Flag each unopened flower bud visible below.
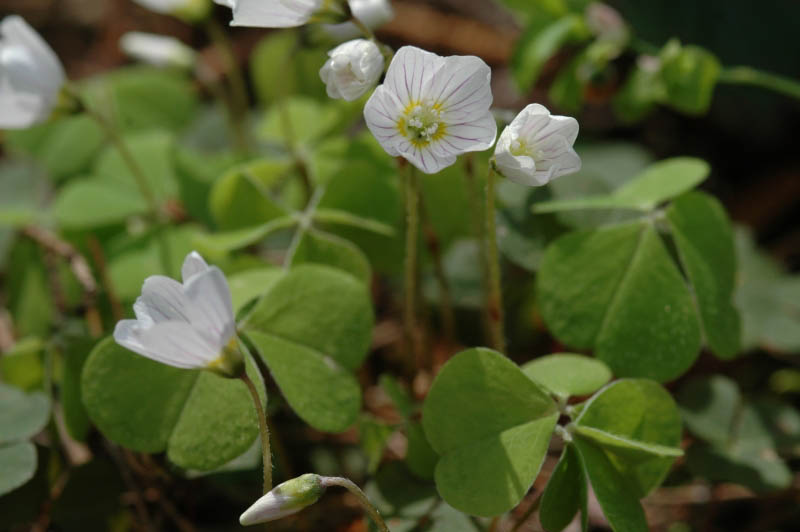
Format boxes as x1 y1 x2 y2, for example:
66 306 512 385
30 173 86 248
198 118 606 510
320 39 384 101
239 474 325 525
323 0 394 41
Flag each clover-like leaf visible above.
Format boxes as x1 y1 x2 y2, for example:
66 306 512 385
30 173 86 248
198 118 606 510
522 353 612 398
538 221 702 381
422 348 558 516
533 157 709 214
667 192 741 358
242 265 374 432
574 379 683 496
0 382 51 497
82 338 266 471
539 444 587 532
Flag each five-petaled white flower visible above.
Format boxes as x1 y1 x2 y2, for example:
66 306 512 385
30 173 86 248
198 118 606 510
113 251 241 376
320 39 383 101
133 0 211 21
493 103 581 186
120 32 196 70
0 16 65 130
363 46 497 174
323 0 394 41
214 0 345 28
240 474 325 525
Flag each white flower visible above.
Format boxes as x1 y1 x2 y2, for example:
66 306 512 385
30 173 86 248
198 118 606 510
363 46 497 174
240 474 325 525
113 251 241 375
214 0 345 28
493 103 581 186
0 16 65 129
120 32 196 69
323 0 394 41
320 39 383 101
132 0 211 20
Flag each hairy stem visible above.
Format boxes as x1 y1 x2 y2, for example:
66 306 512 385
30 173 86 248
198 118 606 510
320 476 390 532
419 198 456 345
485 165 505 353
719 66 800 100
404 165 422 365
240 371 272 494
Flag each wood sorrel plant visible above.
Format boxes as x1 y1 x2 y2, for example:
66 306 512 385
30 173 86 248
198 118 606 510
2 1 800 531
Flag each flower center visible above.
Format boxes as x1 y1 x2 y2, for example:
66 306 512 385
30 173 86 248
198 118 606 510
510 137 544 161
398 101 446 147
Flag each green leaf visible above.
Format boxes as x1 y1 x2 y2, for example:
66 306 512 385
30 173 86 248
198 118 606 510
227 267 284 315
209 158 290 230
81 338 265 470
4 115 105 180
734 228 800 352
660 41 721 115
0 382 50 443
539 445 586 532
360 415 393 473
575 379 682 496
573 438 649 532
548 51 587 114
0 442 37 497
246 331 361 433
289 229 371 283
422 348 558 516
84 67 199 133
313 208 396 237
406 421 438 480
522 353 612 398
613 63 665 123
667 192 741 358
678 376 794 493
61 336 97 442
534 157 710 214
192 215 298 257
250 32 328 105
53 179 149 229
0 338 45 391
242 265 374 432
259 97 343 147
512 15 585 91
94 130 178 202
538 221 702 381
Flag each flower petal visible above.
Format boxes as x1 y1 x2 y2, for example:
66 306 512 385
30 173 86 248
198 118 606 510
440 111 497 154
121 321 221 368
181 250 209 282
429 55 493 122
229 0 319 28
396 142 456 175
0 16 64 89
137 275 195 324
364 85 404 156
184 266 235 344
383 46 441 108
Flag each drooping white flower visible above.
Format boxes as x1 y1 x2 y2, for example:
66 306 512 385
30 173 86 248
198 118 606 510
240 474 325 525
120 32 196 69
320 39 383 101
0 16 65 129
493 103 581 186
323 0 394 41
113 251 241 376
214 0 346 28
363 46 497 174
132 0 212 21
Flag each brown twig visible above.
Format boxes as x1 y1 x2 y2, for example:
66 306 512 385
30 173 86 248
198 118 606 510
21 226 102 337
87 235 123 323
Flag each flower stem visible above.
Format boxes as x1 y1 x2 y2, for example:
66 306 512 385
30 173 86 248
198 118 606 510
320 476 390 532
204 18 251 154
404 165 422 365
240 371 272 494
81 101 173 276
464 156 491 343
718 66 800 101
419 198 456 345
485 165 505 353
